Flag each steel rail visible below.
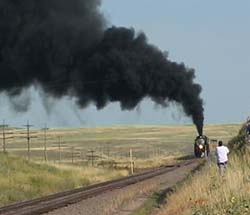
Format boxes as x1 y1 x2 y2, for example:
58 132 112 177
0 160 196 215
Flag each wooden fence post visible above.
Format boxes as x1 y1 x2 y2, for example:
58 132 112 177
130 149 134 175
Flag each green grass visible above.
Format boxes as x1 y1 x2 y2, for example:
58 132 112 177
0 152 128 207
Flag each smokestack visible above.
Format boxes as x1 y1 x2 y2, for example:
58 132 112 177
0 0 204 134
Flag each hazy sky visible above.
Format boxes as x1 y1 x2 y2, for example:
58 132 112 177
0 0 249 127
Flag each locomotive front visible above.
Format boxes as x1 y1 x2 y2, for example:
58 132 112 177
194 135 209 158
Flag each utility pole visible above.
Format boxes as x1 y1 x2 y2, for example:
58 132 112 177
2 120 6 153
52 136 67 164
87 150 99 167
70 147 81 164
41 124 49 162
1 120 13 153
90 150 94 167
22 121 37 161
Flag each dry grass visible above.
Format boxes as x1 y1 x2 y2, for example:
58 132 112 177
0 124 242 209
158 151 250 215
0 153 128 207
51 163 128 183
2 124 240 167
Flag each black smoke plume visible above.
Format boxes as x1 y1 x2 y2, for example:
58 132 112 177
0 0 204 135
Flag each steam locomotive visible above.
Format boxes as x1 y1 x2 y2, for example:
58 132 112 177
194 135 209 158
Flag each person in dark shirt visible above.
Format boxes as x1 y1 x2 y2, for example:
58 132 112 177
246 117 250 144
246 117 250 135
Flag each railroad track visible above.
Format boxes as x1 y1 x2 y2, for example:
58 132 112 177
0 159 197 215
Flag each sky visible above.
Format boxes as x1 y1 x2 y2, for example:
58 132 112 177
0 0 250 127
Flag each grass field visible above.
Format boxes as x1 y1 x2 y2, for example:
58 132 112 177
1 124 241 164
158 150 250 215
0 123 242 208
0 153 128 207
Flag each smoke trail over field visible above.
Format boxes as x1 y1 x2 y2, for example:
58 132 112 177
0 0 204 134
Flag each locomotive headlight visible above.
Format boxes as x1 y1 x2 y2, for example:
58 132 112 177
198 144 204 149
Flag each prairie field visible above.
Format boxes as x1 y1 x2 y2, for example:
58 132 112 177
0 123 242 208
1 124 241 164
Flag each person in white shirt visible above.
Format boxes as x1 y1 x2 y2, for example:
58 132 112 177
215 141 229 176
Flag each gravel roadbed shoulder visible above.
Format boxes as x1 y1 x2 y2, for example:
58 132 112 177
44 160 200 215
